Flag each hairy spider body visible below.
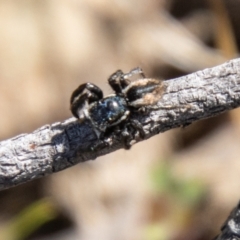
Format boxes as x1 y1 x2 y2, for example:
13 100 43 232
70 67 164 148
122 78 164 107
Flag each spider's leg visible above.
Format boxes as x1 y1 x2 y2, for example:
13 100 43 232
108 67 146 94
120 126 132 149
119 118 146 149
70 83 103 119
119 67 145 90
70 83 103 105
122 67 146 80
129 119 146 139
108 69 124 94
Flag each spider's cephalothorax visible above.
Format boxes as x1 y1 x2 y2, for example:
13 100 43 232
70 67 164 148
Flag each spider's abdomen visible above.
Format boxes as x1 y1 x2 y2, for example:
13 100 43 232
124 78 164 107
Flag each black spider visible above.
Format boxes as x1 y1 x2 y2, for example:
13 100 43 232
70 67 164 149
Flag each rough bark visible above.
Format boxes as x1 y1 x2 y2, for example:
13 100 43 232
1 58 240 190
214 201 240 240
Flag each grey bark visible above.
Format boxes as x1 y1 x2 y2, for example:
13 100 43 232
214 200 240 240
1 58 240 190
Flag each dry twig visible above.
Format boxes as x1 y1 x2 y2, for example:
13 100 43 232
1 59 240 191
214 200 240 239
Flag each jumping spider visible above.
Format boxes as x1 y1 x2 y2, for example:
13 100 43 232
70 67 164 149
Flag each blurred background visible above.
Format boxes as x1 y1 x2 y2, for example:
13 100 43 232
0 0 240 239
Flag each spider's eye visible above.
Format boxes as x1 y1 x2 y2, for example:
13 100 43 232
107 100 119 111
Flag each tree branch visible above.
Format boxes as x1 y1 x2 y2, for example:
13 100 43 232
214 201 240 240
1 58 240 190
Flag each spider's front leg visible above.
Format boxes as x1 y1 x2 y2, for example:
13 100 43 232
121 67 145 80
108 70 125 94
70 83 103 120
108 67 146 94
